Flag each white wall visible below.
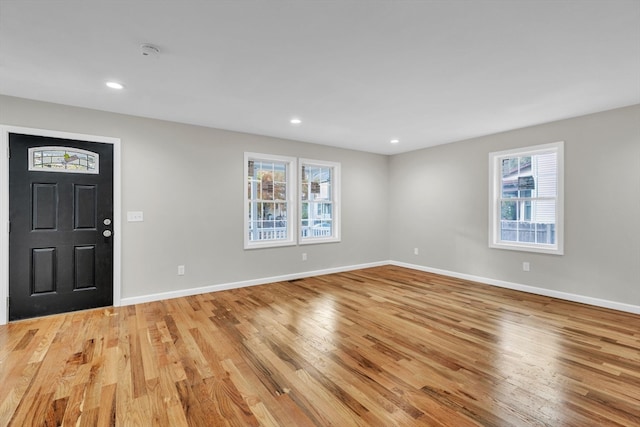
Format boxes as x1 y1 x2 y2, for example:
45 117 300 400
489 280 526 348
0 95 390 301
2 95 638 312
389 105 640 308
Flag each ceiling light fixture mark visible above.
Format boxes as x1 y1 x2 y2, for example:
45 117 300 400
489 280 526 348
290 118 302 126
390 139 400 144
140 44 161 57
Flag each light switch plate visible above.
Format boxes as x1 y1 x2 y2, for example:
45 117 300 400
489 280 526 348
127 211 144 222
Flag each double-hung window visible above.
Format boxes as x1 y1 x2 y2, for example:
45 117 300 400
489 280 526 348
489 141 564 255
244 153 297 249
300 159 340 244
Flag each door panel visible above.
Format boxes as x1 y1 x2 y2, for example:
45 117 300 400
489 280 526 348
32 248 56 293
32 183 58 230
9 133 114 321
74 245 96 289
74 185 97 229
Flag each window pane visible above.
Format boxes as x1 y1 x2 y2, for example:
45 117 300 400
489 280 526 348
260 175 274 200
502 158 517 178
518 222 535 242
502 181 517 198
319 202 332 217
246 155 292 245
501 158 518 197
317 182 331 201
536 223 556 245
274 202 287 220
300 160 339 242
531 199 556 224
274 182 286 200
501 201 517 220
310 219 332 238
500 220 517 242
247 202 255 221
273 166 286 183
534 152 557 197
305 165 332 201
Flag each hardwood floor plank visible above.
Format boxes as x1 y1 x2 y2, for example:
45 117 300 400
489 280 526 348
95 383 116 427
43 397 68 427
59 383 84 426
1 265 639 426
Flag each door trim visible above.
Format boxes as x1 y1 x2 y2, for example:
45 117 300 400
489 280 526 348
0 125 121 325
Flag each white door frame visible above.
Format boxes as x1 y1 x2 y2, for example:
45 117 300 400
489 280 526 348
0 125 122 325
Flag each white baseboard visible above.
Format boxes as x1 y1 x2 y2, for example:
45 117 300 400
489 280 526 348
390 261 640 315
120 259 639 315
119 261 389 306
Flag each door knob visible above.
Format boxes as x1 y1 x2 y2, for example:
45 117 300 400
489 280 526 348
103 230 112 237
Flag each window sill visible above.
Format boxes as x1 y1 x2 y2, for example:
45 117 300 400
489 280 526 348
299 237 341 245
489 241 563 255
244 240 297 250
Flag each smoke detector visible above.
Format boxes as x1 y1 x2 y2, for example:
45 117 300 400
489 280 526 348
140 44 160 57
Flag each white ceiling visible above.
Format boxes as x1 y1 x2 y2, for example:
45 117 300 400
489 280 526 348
1 1 639 155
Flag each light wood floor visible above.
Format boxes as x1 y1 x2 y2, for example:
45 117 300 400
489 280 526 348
1 266 639 426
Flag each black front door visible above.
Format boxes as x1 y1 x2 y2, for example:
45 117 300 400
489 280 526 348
9 133 114 321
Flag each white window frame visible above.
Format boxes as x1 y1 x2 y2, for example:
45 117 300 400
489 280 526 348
244 152 297 249
489 141 564 255
299 159 341 245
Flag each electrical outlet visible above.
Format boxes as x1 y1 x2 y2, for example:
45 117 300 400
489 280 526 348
302 253 307 261
522 262 530 272
178 265 185 275
414 248 419 255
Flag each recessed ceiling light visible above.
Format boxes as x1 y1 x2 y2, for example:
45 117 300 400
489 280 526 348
290 118 302 125
390 139 400 144
106 81 124 90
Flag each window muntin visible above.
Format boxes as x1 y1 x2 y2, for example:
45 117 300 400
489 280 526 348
244 153 296 249
29 146 99 174
300 159 340 244
489 142 563 255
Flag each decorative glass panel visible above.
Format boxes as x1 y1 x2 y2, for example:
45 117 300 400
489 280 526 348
29 146 99 174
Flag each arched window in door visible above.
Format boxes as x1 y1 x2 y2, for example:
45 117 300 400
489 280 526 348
28 146 99 174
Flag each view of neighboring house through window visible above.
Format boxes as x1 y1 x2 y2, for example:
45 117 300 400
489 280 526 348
244 153 297 249
300 159 340 244
489 141 564 255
